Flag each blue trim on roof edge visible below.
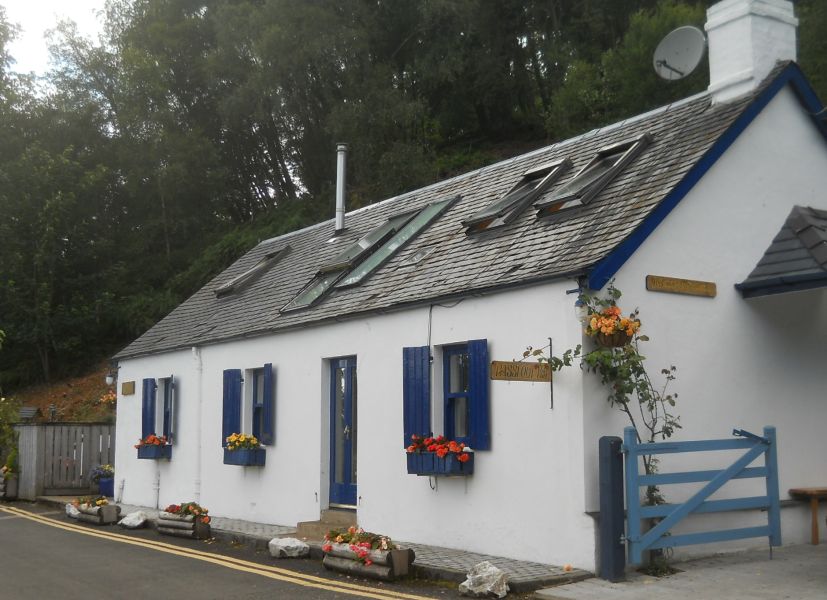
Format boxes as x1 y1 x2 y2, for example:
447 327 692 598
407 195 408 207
587 63 826 290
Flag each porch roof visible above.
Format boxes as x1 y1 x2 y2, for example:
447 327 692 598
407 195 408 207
736 205 827 298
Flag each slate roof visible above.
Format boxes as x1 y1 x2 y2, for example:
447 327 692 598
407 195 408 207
736 205 827 297
115 62 817 360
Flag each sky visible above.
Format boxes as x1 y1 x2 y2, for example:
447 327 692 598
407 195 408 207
4 0 107 75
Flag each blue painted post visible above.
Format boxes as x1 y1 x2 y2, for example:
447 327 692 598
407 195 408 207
764 426 782 546
623 427 643 565
599 436 625 581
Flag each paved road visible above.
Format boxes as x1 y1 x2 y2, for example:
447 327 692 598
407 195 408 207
0 504 452 600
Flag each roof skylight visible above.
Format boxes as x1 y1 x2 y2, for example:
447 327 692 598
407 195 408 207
214 246 291 298
281 196 458 311
336 195 457 288
463 159 571 233
535 133 652 217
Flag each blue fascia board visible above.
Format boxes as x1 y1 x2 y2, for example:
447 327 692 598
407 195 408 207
588 63 827 290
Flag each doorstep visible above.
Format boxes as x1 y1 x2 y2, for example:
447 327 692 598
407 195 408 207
33 496 591 593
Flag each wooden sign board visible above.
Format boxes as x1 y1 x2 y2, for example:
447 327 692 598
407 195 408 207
646 275 716 298
121 381 136 396
490 361 551 383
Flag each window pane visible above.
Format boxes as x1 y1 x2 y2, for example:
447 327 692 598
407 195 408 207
283 270 343 310
452 397 469 438
449 352 470 393
350 369 357 484
334 366 346 484
336 197 455 288
323 212 414 272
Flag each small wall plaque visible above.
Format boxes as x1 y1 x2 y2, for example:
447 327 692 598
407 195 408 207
490 361 552 383
121 381 136 395
646 275 716 298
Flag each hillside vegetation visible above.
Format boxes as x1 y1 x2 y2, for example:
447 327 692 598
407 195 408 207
1 0 826 407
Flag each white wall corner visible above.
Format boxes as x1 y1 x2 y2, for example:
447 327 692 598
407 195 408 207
705 0 798 104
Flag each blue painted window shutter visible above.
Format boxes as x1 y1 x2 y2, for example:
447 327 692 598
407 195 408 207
402 346 431 447
468 339 491 450
141 378 157 438
261 363 275 445
222 369 242 446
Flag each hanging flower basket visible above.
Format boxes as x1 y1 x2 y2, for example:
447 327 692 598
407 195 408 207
586 305 640 348
595 331 632 348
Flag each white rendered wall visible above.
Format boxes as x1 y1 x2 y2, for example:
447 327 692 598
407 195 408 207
582 85 827 556
116 280 600 569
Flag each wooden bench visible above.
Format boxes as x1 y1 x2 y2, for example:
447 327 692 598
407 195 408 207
789 487 827 545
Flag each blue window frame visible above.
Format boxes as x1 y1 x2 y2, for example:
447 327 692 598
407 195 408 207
222 364 275 446
443 345 471 443
403 339 490 451
142 376 175 443
160 376 175 443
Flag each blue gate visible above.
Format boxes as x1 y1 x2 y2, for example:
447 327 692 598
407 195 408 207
623 426 781 565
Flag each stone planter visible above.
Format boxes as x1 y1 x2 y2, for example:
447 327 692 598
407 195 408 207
97 477 115 497
137 445 172 460
76 503 121 525
322 543 415 581
157 511 211 540
223 448 266 466
406 452 474 476
1 475 18 499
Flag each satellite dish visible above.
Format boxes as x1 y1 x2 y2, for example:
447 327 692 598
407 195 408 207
653 26 706 81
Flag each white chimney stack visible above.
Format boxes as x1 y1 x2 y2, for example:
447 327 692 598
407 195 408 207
335 143 348 232
705 0 798 104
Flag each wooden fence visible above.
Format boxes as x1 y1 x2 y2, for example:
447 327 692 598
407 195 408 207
15 423 115 499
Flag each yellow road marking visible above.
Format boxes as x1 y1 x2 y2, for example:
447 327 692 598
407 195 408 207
1 506 434 600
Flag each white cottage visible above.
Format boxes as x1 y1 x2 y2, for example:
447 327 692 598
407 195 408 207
114 0 826 572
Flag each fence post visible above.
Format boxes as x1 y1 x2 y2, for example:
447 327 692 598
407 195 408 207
623 426 643 565
599 436 625 581
764 426 782 546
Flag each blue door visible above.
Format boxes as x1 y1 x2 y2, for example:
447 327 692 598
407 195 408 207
330 357 357 506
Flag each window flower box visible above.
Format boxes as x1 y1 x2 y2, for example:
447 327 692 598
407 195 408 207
135 434 171 459
223 447 266 466
405 435 474 476
406 451 474 476
137 444 172 460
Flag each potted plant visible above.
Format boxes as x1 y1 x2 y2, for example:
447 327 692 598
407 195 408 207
73 495 120 525
1 449 18 500
135 434 172 460
91 464 115 497
322 526 415 581
223 433 265 466
405 435 474 476
157 501 211 539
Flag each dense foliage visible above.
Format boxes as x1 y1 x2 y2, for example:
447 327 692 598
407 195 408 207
0 0 825 392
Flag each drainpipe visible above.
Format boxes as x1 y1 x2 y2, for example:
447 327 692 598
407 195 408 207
153 469 161 509
335 143 348 232
192 346 203 503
